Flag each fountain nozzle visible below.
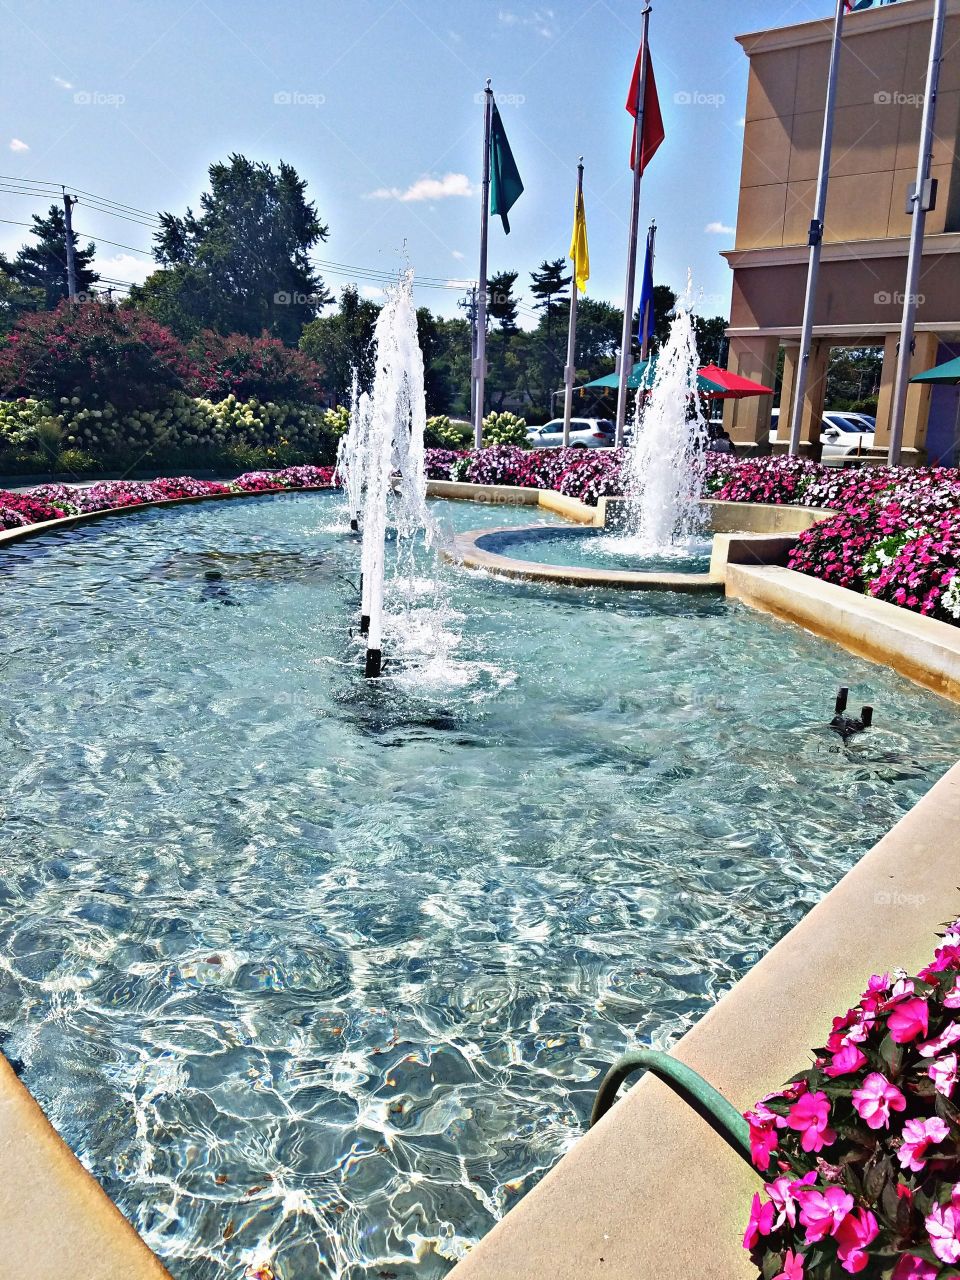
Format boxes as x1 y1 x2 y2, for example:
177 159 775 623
364 649 382 679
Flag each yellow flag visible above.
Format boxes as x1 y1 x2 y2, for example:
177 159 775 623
569 186 590 294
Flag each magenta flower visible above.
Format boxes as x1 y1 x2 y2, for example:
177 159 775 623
797 1185 854 1243
773 1249 805 1280
926 1189 960 1264
929 1053 958 1097
766 1171 817 1230
743 1191 775 1250
745 1103 784 1172
919 1020 960 1058
898 1116 951 1172
835 1208 879 1274
787 1091 836 1154
851 1072 907 1130
824 1042 867 1077
944 982 960 1009
887 997 929 1044
891 1253 938 1279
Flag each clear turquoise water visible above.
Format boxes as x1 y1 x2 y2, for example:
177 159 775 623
483 525 713 574
1 492 958 1280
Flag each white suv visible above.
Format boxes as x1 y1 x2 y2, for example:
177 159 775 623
527 418 616 449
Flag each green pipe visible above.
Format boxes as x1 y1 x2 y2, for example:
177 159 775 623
590 1049 754 1166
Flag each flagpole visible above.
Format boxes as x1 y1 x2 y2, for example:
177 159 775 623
787 0 845 458
562 157 585 448
474 81 494 450
887 0 946 466
615 2 652 448
640 220 657 361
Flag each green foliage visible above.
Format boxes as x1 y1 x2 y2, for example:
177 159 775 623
188 329 324 403
483 410 528 447
0 204 100 308
300 285 380 403
826 346 883 410
131 154 331 343
322 404 350 436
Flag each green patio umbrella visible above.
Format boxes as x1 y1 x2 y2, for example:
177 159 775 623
911 355 960 384
580 359 654 391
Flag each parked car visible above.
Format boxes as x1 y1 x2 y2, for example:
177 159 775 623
527 418 616 449
769 409 875 459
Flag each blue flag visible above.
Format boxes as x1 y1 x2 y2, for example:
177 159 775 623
637 225 656 349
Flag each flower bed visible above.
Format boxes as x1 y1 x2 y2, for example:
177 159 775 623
0 466 335 528
743 919 960 1278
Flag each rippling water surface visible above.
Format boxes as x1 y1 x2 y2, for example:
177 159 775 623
487 525 714 574
1 492 959 1280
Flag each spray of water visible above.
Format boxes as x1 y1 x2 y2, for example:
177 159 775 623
616 278 708 557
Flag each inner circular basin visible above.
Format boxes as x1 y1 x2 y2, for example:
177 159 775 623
486 525 714 574
1 491 958 1279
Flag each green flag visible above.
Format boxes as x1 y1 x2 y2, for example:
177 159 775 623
489 103 523 234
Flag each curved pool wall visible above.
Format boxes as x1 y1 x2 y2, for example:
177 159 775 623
2 488 960 1279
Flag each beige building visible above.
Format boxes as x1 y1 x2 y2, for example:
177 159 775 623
723 0 960 462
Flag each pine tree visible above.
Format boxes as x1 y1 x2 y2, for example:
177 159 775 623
3 204 99 308
529 258 572 415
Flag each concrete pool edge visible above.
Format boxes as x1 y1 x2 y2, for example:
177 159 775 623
448 759 960 1280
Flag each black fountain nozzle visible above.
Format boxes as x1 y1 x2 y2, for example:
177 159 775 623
350 517 359 532
830 687 875 741
364 648 382 679
359 613 370 637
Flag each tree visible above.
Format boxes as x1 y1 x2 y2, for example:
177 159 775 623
188 330 323 403
488 270 519 333
2 204 99 308
299 284 381 402
131 155 331 343
529 258 572 414
694 315 729 367
416 308 471 416
0 253 44 335
573 298 623 377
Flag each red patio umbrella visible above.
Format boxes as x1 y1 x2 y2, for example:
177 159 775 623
697 364 774 399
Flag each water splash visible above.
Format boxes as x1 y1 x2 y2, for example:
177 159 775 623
617 277 708 556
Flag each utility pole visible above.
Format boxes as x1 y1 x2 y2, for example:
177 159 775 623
887 0 947 465
62 190 79 301
459 285 479 425
787 0 845 457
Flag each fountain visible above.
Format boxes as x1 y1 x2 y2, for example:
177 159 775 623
616 279 709 556
345 270 439 677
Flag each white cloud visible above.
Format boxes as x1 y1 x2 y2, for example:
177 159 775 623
94 252 152 287
52 75 73 90
445 278 474 289
359 284 385 299
499 7 554 37
366 172 475 203
705 221 735 236
451 250 465 261
9 138 29 152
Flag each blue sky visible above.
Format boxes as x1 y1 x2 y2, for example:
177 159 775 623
0 0 834 324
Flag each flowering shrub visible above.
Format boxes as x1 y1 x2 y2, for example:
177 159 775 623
712 456 819 506
188 330 324 404
0 302 197 410
744 919 960 1278
483 410 528 447
0 490 66 528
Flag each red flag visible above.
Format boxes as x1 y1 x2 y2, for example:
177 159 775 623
625 43 665 174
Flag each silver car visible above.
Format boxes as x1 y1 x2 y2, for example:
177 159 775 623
527 418 616 449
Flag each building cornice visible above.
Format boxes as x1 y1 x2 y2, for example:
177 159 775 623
722 234 960 270
726 322 960 340
736 0 960 56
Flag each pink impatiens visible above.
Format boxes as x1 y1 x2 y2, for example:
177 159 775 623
898 1116 951 1173
850 1072 906 1130
787 1092 836 1154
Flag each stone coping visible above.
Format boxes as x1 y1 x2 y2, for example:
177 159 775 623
450 759 960 1280
444 526 722 594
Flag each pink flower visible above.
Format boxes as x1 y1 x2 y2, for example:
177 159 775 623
766 1172 817 1230
835 1208 879 1274
919 1021 960 1058
788 1091 836 1154
892 1257 938 1280
746 1105 782 1172
944 982 960 1009
798 1185 854 1243
851 1072 907 1130
898 1116 951 1172
825 1042 867 1077
773 1249 805 1280
929 1053 958 1097
887 997 929 1044
927 1191 960 1264
743 1191 775 1250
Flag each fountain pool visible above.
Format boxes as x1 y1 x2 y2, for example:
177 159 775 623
1 490 959 1279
